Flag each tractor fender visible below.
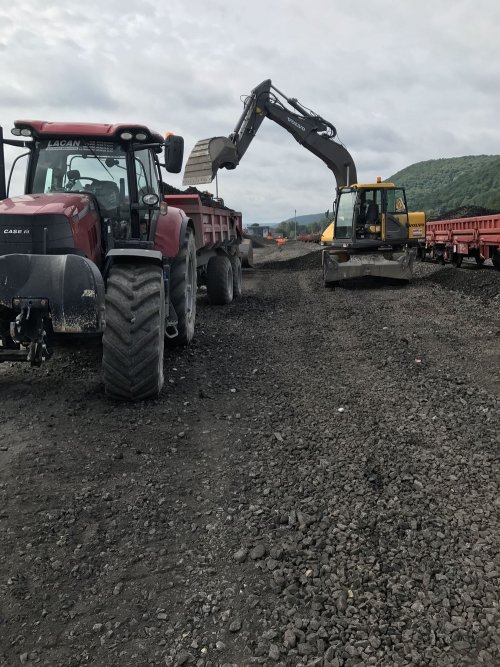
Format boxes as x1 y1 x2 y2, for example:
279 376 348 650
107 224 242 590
104 248 163 276
105 248 163 266
154 206 194 260
0 253 105 333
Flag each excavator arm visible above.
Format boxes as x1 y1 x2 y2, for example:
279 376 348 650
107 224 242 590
182 79 357 188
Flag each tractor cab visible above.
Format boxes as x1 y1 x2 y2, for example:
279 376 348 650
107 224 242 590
9 121 184 254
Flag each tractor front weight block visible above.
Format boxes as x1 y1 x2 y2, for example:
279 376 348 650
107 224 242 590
0 253 105 335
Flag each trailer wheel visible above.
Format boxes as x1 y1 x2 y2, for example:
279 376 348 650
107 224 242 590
240 239 253 268
451 253 463 268
493 251 500 271
475 253 485 266
207 255 233 305
169 228 197 345
229 255 242 298
103 262 165 401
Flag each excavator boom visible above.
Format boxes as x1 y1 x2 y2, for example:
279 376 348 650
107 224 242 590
183 79 357 188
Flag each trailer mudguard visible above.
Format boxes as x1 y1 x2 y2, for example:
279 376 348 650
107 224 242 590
0 253 105 333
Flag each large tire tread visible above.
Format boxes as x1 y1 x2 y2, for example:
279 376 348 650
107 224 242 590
103 262 165 401
169 229 197 346
229 255 242 298
207 255 233 305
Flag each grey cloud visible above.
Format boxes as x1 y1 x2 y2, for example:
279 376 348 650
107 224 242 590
2 0 500 222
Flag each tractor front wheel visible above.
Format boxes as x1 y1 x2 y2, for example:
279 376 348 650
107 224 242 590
103 262 165 401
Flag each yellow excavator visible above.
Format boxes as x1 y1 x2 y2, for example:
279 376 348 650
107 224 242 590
183 79 425 284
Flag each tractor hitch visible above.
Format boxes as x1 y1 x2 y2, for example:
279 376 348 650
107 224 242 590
5 298 52 366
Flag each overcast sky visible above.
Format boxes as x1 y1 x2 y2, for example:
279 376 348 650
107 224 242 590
1 0 499 223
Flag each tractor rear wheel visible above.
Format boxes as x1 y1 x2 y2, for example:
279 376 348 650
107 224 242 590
103 262 165 401
229 255 242 298
207 255 233 305
169 229 197 345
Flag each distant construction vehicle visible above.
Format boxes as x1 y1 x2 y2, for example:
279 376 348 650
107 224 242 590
183 79 425 284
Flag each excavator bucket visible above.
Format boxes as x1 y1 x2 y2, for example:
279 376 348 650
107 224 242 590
182 137 239 186
322 247 417 285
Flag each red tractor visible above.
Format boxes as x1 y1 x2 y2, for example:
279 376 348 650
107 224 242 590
0 121 243 400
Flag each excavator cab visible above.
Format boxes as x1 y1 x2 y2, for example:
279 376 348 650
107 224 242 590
322 183 416 284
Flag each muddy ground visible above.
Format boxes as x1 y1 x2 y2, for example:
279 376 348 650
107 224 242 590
0 244 499 667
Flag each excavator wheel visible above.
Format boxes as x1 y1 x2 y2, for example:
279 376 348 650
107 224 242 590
168 229 197 346
206 255 233 305
102 262 165 401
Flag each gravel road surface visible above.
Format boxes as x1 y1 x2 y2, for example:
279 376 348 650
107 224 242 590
0 243 499 666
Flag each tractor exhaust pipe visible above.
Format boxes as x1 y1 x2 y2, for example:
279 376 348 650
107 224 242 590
0 126 7 201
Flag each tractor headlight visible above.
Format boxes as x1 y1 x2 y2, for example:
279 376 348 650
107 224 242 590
135 132 148 141
120 131 133 140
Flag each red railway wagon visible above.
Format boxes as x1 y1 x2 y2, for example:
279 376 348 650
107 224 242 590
423 214 500 269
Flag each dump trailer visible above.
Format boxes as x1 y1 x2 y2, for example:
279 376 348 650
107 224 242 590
0 121 243 400
182 78 424 283
422 213 500 269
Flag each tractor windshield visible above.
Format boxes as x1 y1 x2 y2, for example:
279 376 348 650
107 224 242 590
30 140 130 230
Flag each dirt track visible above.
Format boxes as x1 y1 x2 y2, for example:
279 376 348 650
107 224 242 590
0 244 499 666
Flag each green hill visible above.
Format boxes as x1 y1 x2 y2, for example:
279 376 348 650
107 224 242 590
387 155 500 217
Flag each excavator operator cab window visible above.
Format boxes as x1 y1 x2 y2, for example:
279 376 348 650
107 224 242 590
355 189 382 240
335 190 356 239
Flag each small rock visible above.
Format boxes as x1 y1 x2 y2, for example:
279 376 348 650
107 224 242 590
269 643 280 661
233 548 248 563
249 543 267 560
113 582 123 595
229 619 242 632
175 649 193 665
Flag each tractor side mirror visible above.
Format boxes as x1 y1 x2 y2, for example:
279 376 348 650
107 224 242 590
164 135 184 174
